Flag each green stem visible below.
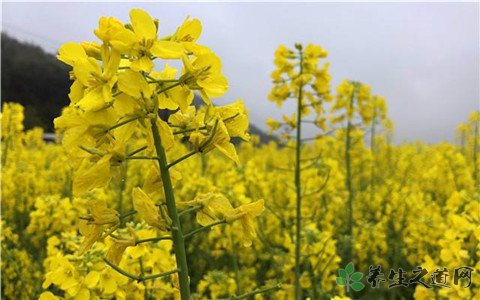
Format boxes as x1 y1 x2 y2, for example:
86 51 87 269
107 115 142 132
172 114 239 135
227 284 282 300
104 258 179 281
118 148 128 216
119 210 137 219
136 235 172 245
2 136 10 166
139 258 148 300
127 145 148 157
460 132 466 155
79 145 104 156
145 74 180 83
157 82 183 94
183 220 226 239
345 83 356 274
125 156 159 161
173 127 205 135
370 111 376 204
2 109 13 166
150 118 191 300
230 234 242 295
307 262 319 299
473 115 479 187
178 205 203 217
294 47 304 300
167 150 198 169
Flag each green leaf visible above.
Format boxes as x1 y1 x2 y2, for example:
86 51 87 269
351 281 365 292
336 277 346 286
345 262 355 274
338 268 347 278
351 272 363 281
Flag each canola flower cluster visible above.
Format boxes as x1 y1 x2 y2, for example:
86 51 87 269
1 8 479 300
2 104 478 299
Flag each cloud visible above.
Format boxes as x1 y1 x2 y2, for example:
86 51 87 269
2 2 478 143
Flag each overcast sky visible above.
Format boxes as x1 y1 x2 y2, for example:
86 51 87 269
2 2 479 143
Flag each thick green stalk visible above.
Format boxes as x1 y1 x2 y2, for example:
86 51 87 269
231 235 242 296
139 258 148 300
345 86 356 265
2 112 13 166
294 49 304 300
150 118 191 300
183 219 226 239
104 258 179 281
369 113 376 204
473 116 479 187
2 137 10 166
118 152 128 217
223 284 281 300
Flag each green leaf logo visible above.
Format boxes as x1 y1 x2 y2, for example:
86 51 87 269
335 262 365 292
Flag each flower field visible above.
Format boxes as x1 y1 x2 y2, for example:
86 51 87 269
1 8 479 300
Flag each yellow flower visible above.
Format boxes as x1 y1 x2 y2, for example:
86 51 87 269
42 256 79 291
57 42 88 66
179 193 234 226
225 199 265 247
84 271 100 289
39 292 60 300
150 64 194 112
58 43 120 111
99 268 119 295
73 140 126 196
146 118 175 151
1 102 24 139
304 43 328 60
110 8 184 72
172 16 202 43
117 69 151 99
313 63 332 98
77 220 103 255
132 187 171 231
266 118 281 133
268 84 290 106
181 52 228 104
171 16 212 56
81 41 102 59
142 164 182 198
88 199 120 226
273 45 295 72
94 16 136 51
106 238 135 265
189 119 240 164
53 106 117 154
78 199 119 254
73 155 112 196
168 106 199 129
282 113 297 129
216 100 250 141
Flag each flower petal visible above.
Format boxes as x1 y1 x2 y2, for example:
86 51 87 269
151 41 184 59
130 8 157 41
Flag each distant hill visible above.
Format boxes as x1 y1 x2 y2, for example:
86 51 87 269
1 33 70 131
1 33 274 143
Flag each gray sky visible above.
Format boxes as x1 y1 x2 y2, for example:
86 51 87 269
2 2 479 143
